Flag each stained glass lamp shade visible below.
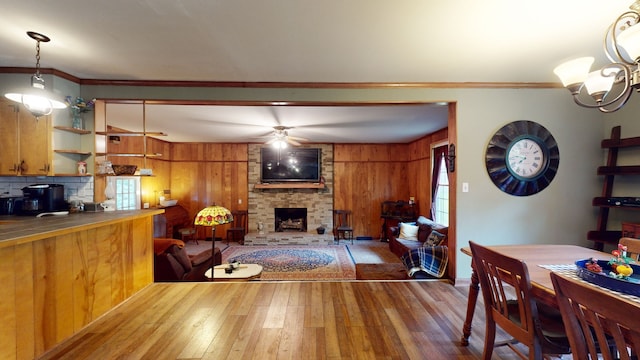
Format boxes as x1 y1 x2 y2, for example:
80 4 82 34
194 205 233 275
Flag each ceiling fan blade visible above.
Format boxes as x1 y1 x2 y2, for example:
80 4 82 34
287 138 302 146
288 135 308 142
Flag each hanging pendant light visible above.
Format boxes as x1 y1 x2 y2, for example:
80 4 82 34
5 31 67 118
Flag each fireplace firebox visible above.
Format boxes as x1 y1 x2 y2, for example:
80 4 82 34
275 208 307 232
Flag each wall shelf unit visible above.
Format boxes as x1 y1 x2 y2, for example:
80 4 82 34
587 125 640 250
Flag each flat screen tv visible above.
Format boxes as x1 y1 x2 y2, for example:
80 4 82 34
261 147 321 183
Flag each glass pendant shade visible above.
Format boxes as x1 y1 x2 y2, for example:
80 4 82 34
584 70 616 95
4 33 67 118
618 22 640 61
553 57 595 86
5 86 67 117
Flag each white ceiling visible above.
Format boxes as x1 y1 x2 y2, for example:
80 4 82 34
0 0 629 143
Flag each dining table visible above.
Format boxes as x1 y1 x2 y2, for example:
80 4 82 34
459 244 610 346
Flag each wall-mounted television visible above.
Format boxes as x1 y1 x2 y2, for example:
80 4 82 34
261 147 321 183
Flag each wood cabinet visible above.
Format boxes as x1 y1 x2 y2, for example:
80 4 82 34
0 99 51 176
587 126 640 250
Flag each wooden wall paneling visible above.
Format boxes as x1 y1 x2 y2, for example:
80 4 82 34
147 136 171 161
171 143 206 161
0 245 17 360
334 147 411 238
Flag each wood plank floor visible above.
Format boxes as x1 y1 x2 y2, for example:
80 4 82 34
38 280 529 360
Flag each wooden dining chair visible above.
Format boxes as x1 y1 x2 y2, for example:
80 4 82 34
619 237 640 262
332 210 354 244
468 241 571 360
550 272 640 360
226 210 248 245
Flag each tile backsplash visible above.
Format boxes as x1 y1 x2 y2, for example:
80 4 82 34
0 176 94 203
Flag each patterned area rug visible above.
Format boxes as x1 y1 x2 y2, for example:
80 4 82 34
221 245 356 280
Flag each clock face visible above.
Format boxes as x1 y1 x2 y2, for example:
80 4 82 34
485 121 559 196
506 138 545 179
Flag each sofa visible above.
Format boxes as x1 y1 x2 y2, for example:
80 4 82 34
153 212 221 282
388 215 449 278
153 239 221 281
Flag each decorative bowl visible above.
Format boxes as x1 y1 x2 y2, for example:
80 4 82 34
575 259 640 297
111 165 137 175
159 199 178 207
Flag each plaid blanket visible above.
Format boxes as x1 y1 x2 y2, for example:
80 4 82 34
401 246 449 278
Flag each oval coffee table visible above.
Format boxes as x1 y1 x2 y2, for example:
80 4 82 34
205 263 263 281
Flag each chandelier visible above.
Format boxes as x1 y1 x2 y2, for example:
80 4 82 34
554 1 640 113
4 31 67 118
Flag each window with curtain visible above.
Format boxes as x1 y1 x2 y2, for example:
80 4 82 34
431 144 449 226
433 156 449 226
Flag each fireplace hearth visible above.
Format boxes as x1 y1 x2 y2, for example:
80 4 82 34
275 208 307 232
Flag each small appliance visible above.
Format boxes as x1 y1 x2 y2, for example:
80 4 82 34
16 184 66 216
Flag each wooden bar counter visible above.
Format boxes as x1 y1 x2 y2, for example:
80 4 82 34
0 209 163 360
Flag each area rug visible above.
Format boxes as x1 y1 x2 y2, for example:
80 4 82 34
221 245 356 281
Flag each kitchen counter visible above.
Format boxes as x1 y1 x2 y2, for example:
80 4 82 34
0 209 164 249
0 209 163 360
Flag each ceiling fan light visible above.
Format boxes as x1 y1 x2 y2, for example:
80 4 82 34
584 69 616 96
272 140 287 149
618 22 640 61
553 57 595 87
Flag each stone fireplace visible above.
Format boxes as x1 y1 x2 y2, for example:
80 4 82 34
247 144 334 244
275 207 307 232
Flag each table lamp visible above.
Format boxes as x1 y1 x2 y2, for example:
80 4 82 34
194 204 233 273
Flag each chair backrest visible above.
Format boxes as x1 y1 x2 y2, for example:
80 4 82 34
231 210 248 233
550 272 640 360
468 241 545 356
333 210 352 228
619 237 640 261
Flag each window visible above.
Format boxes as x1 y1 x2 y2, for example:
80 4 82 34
107 176 141 210
433 155 449 226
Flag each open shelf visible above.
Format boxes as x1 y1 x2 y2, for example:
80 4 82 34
96 153 163 157
54 126 92 135
95 131 167 136
254 183 325 189
54 150 92 156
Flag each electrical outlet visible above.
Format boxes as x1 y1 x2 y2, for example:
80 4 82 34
238 199 242 204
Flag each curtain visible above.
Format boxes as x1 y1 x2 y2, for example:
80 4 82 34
430 144 449 219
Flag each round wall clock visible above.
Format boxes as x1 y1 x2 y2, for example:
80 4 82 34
485 120 559 196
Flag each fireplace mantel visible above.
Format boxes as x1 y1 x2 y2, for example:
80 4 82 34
254 183 325 190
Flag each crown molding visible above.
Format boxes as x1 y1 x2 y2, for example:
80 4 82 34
0 67 562 89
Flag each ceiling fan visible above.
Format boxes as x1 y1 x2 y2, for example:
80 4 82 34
264 126 308 148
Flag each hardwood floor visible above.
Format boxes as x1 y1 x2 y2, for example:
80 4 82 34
39 280 527 360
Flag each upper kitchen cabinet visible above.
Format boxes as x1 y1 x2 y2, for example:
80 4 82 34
0 98 52 176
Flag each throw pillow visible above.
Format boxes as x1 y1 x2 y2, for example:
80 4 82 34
399 222 419 240
423 230 446 247
417 223 432 243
